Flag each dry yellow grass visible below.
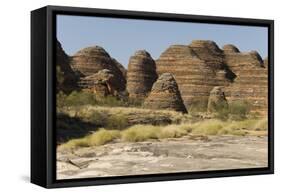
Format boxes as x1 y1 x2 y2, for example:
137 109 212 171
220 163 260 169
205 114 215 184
59 105 190 124
60 129 120 149
59 118 268 149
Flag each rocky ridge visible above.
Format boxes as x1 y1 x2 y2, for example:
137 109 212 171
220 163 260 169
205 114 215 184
222 46 268 113
56 40 78 93
56 40 268 114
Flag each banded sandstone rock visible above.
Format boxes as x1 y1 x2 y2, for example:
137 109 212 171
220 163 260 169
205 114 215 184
156 43 234 108
56 40 78 93
263 57 268 69
222 44 240 54
70 46 126 91
143 73 187 113
78 69 120 97
127 50 158 98
207 86 228 112
223 46 268 113
112 58 127 78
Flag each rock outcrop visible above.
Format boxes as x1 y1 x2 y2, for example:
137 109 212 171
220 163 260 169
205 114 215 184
223 47 268 113
127 50 158 98
57 40 268 114
143 73 187 113
56 40 78 93
70 46 126 91
207 86 228 112
156 40 268 114
222 44 240 54
263 57 268 69
112 58 127 78
156 43 234 108
78 69 120 97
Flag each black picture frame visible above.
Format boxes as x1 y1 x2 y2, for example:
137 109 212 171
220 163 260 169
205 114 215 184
31 5 274 188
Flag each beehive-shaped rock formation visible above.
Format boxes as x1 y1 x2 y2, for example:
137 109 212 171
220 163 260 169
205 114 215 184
127 50 158 98
207 86 228 112
70 46 126 91
223 46 268 113
222 44 240 54
189 40 224 68
112 58 127 78
156 43 234 108
263 57 268 69
143 73 187 113
56 40 78 93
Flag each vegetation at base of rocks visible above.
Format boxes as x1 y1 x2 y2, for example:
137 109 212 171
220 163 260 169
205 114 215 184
56 66 64 85
213 100 251 121
59 118 268 149
121 124 189 142
58 105 189 130
56 90 144 109
188 99 252 121
188 99 208 113
61 129 120 148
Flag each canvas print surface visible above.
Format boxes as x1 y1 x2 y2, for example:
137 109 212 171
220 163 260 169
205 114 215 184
56 15 269 180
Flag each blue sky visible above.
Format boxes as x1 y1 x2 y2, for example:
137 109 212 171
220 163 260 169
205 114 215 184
57 15 268 67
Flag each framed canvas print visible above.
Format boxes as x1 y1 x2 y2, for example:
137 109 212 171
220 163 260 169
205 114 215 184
31 5 274 188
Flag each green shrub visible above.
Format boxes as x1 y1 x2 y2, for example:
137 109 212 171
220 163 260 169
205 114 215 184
212 100 251 121
228 100 251 120
189 99 208 113
98 96 125 107
56 90 142 108
127 98 144 107
64 91 97 106
215 106 230 121
88 111 108 126
208 100 228 113
56 91 67 108
106 114 129 130
86 111 129 130
56 66 64 85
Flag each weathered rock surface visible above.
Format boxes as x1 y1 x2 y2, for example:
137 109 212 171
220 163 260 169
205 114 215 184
222 44 240 54
156 43 234 109
57 135 268 179
207 86 228 112
58 40 268 114
143 73 187 113
263 57 268 69
56 40 78 93
113 58 127 78
78 69 122 97
127 50 158 98
156 40 268 114
70 46 126 91
223 47 268 113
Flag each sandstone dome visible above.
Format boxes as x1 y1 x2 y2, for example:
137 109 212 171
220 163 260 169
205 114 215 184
70 45 126 91
222 44 240 53
143 73 187 113
126 50 158 98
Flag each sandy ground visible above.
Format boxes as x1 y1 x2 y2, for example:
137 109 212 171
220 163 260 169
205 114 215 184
57 135 268 179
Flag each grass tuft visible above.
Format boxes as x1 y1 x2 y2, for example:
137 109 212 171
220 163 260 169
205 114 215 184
59 118 268 149
60 129 120 149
